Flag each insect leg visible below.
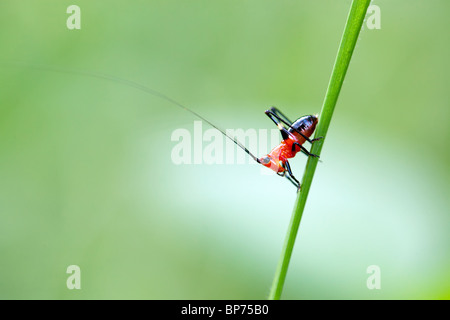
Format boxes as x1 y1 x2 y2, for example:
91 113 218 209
265 109 293 141
271 107 323 144
293 142 320 158
269 107 293 126
283 160 301 191
265 109 316 144
285 175 300 190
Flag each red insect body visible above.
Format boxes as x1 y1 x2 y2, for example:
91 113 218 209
259 115 318 174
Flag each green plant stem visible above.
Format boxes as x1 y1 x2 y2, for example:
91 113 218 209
268 0 371 300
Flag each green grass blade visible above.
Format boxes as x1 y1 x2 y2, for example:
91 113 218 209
268 0 371 300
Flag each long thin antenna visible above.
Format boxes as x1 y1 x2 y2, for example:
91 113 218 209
10 63 261 164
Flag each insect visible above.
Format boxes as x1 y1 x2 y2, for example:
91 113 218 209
174 103 321 190
257 108 321 189
15 63 321 190
192 105 321 190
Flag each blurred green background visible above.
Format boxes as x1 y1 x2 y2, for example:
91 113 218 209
0 0 448 299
